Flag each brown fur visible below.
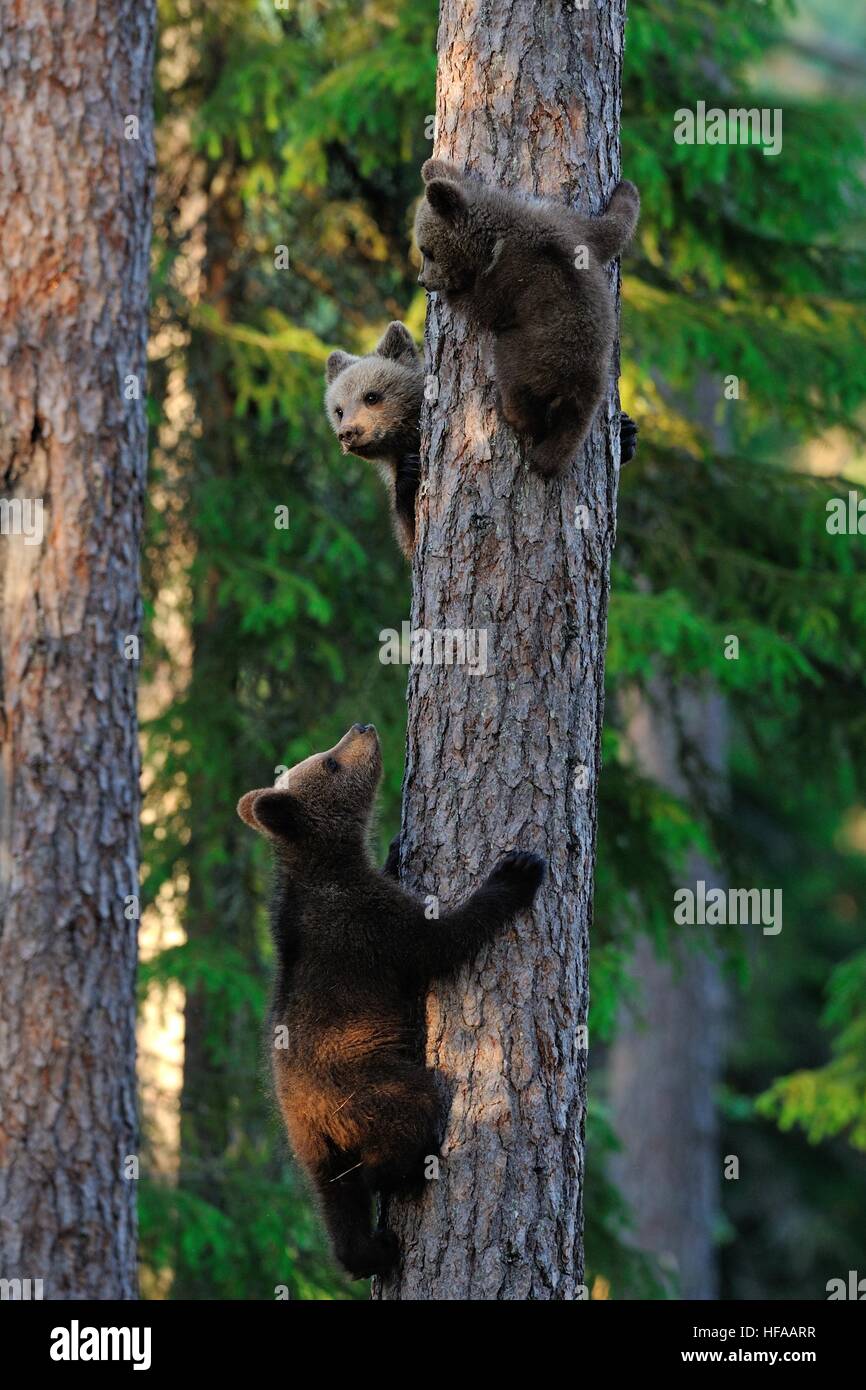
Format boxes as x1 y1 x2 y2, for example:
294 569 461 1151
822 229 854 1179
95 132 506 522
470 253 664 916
238 723 545 1279
324 322 423 558
415 159 640 477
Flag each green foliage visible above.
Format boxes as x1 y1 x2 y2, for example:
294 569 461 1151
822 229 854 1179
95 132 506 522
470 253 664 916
140 0 434 1300
139 1163 360 1301
758 950 866 1149
600 0 866 1294
716 777 866 1296
592 727 719 1042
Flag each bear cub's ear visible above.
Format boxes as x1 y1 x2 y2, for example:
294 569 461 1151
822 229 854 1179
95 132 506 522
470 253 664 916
425 179 466 219
325 350 359 385
247 790 309 841
421 158 465 185
375 321 418 364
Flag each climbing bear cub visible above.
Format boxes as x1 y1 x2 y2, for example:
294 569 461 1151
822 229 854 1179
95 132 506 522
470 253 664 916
415 158 640 477
237 722 545 1279
325 322 424 559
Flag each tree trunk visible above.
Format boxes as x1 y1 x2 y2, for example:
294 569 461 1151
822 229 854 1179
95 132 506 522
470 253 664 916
0 0 155 1299
607 377 732 1300
608 680 728 1300
377 0 627 1300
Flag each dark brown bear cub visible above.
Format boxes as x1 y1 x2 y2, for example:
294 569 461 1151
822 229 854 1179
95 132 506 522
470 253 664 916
415 158 640 477
325 322 424 559
237 723 545 1279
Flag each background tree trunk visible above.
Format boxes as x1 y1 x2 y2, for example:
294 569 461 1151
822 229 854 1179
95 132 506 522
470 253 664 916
608 680 728 1299
377 0 628 1300
606 377 732 1300
0 0 155 1299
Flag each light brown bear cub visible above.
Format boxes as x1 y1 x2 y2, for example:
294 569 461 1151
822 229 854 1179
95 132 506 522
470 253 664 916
325 322 424 559
415 158 640 477
238 722 545 1279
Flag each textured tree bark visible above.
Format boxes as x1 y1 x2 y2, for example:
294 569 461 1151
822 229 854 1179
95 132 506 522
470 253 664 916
608 681 728 1300
376 0 627 1300
0 0 155 1299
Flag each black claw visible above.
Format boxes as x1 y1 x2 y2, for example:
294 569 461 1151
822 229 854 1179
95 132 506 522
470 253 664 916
382 833 401 879
619 410 638 466
490 850 547 905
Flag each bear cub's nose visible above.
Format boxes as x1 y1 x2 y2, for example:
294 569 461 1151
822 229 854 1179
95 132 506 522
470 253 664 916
352 722 373 734
338 426 361 443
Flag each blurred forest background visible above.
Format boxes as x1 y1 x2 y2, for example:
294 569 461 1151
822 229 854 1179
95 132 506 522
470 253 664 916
138 0 866 1299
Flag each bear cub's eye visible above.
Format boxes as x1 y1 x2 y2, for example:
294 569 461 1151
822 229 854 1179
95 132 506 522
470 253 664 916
324 756 339 773
334 407 343 420
363 391 382 406
419 247 433 261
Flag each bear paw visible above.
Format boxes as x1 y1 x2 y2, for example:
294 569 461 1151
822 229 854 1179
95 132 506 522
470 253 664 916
488 850 546 909
345 1229 400 1282
620 411 638 466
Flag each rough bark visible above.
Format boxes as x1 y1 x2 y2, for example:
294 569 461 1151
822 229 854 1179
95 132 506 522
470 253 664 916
608 681 728 1300
377 0 627 1300
0 0 155 1299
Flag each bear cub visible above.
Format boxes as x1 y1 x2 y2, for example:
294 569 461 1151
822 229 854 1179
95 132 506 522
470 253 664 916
237 722 545 1279
326 319 639 557
415 158 640 477
325 322 424 559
